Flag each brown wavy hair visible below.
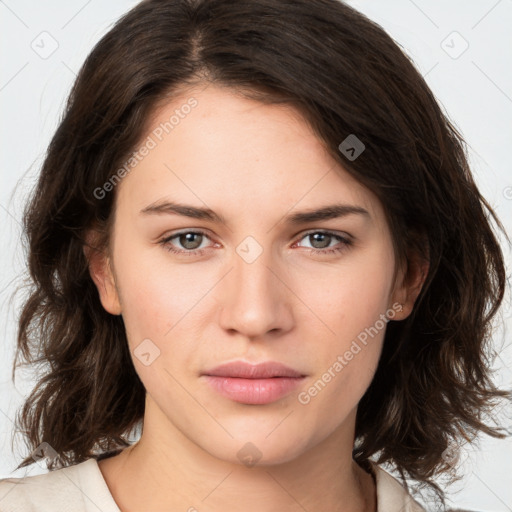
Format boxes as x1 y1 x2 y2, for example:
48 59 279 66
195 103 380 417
11 0 510 507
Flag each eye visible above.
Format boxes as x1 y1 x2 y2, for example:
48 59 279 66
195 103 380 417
159 230 214 256
294 230 352 256
159 229 353 258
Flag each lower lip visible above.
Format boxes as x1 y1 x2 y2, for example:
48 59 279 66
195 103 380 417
203 376 305 404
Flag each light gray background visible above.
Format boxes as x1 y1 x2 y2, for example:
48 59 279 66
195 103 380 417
0 1 511 510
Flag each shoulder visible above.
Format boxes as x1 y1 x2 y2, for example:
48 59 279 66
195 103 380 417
370 462 481 512
0 461 86 512
370 461 426 511
0 458 119 512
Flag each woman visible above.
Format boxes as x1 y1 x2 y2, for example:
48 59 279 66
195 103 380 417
0 0 509 511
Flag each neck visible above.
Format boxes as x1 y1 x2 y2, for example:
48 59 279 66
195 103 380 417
99 398 376 512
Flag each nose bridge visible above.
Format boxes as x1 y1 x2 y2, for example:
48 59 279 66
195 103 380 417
218 239 291 337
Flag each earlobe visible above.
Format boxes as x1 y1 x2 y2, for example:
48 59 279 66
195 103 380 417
83 233 122 316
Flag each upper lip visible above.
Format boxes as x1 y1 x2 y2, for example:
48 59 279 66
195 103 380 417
202 361 305 379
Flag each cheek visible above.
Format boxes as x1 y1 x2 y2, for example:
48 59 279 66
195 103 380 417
110 237 215 379
293 243 394 403
112 257 209 401
295 271 390 435
112 232 207 333
300 244 396 347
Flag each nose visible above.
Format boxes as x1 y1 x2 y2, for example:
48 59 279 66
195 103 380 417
218 247 294 339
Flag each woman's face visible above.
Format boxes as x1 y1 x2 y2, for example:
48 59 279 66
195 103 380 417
91 84 414 465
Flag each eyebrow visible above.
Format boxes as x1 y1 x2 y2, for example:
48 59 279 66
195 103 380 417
140 201 370 225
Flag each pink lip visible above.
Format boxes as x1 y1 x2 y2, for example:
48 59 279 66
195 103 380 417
202 361 306 405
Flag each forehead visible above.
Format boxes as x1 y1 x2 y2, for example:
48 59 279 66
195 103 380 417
115 85 383 223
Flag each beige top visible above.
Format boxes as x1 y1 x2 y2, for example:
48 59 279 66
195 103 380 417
0 458 425 511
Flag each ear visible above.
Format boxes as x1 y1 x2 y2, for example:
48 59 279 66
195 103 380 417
83 230 122 315
389 246 429 321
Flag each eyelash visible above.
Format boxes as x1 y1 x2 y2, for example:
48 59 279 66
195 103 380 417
158 229 353 257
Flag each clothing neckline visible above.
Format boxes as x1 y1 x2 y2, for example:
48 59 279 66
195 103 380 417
89 452 419 512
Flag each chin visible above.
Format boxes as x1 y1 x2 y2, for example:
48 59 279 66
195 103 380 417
200 428 314 468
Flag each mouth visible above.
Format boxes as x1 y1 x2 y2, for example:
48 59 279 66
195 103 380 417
201 360 306 405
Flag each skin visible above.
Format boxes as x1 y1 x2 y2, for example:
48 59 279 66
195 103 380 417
88 84 427 512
